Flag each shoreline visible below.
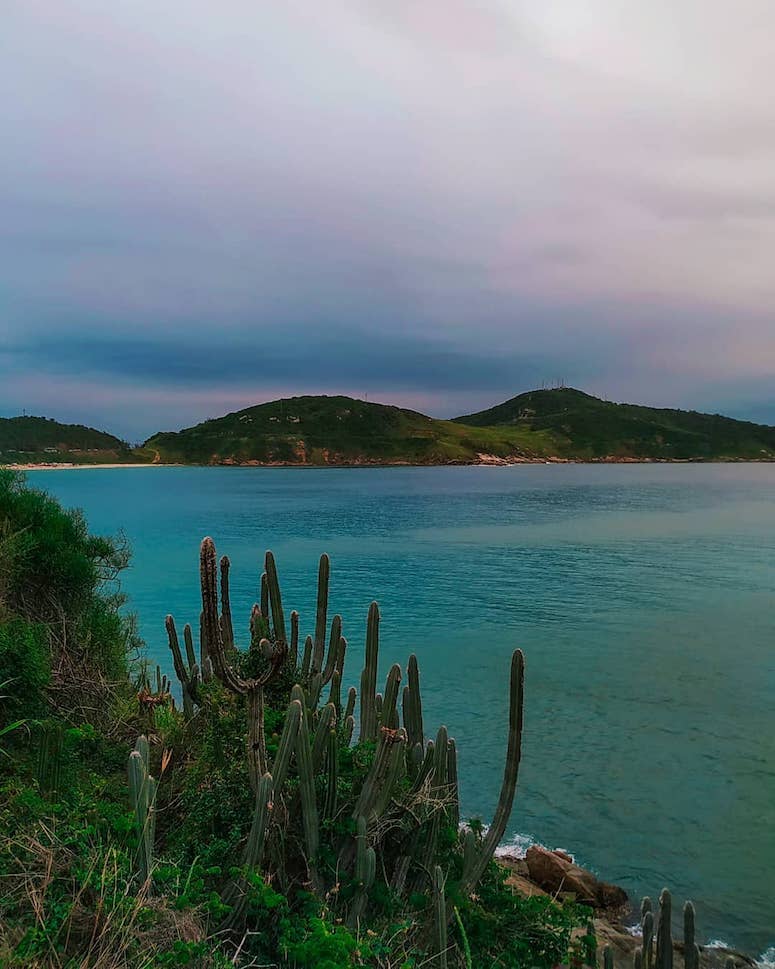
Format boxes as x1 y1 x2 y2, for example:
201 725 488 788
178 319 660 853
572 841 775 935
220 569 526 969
7 457 775 471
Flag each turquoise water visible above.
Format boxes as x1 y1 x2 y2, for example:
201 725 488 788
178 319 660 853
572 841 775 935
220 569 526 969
29 465 775 955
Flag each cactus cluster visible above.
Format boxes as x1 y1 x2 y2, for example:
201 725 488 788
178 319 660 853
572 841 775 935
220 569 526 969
606 889 707 969
154 538 524 948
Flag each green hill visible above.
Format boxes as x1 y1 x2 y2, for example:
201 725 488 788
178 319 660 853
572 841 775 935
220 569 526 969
143 395 556 466
453 387 775 460
0 416 134 465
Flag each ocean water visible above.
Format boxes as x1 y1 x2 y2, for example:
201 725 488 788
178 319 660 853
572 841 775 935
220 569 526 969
28 464 775 955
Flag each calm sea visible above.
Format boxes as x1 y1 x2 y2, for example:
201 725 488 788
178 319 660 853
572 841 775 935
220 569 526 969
28 464 775 956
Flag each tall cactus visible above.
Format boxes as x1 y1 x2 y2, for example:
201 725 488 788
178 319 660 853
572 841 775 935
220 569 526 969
165 614 200 718
432 865 448 969
128 735 156 885
313 553 329 673
403 653 424 750
219 555 234 650
199 538 287 792
221 771 273 929
461 649 524 894
347 815 375 928
359 602 379 743
656 888 673 969
684 901 699 969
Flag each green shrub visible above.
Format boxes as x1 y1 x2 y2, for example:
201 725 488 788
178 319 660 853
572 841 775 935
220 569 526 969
0 617 49 722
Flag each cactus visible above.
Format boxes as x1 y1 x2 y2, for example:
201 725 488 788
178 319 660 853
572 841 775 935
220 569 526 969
643 909 655 969
344 686 356 723
295 697 320 872
656 888 673 969
221 771 273 928
380 663 401 730
199 538 287 792
219 555 234 650
321 614 342 685
161 542 537 957
301 635 313 678
128 735 156 885
347 815 375 928
684 901 699 969
260 571 269 620
264 550 287 644
358 602 379 742
312 702 336 771
432 865 448 969
166 614 199 718
403 653 424 750
447 738 459 831
313 553 329 672
461 649 524 895
604 946 614 969
323 727 338 821
328 669 341 715
272 698 302 791
290 610 299 668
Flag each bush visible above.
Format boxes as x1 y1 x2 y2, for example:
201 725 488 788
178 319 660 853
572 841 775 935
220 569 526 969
0 617 49 722
0 468 138 692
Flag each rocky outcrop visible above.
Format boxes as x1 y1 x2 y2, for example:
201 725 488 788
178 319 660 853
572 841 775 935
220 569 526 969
498 849 756 969
523 845 629 911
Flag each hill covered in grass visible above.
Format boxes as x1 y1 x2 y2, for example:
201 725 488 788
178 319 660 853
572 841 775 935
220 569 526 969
142 395 558 465
0 416 135 465
453 388 775 461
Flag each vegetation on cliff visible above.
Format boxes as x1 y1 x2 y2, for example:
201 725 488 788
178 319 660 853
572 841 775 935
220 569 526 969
0 416 134 465
454 388 775 461
142 395 555 466
143 389 775 464
5 388 775 467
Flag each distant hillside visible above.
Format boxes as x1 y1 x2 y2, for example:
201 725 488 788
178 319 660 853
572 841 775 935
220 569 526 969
143 395 556 466
8 389 775 467
0 416 134 465
453 388 775 460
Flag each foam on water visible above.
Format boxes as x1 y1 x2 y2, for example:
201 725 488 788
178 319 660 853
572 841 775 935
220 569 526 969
494 832 542 859
756 947 775 969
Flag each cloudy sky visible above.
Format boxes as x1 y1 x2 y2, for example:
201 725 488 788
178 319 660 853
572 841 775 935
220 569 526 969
3 1 775 439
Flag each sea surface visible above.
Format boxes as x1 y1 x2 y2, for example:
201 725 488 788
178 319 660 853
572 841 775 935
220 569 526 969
28 464 775 957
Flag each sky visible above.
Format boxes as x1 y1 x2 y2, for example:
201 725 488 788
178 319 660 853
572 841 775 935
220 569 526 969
3 1 775 440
